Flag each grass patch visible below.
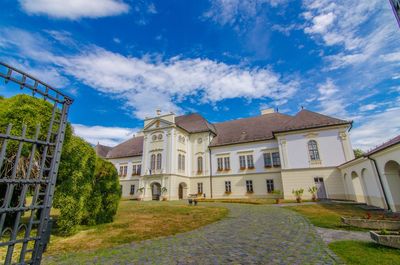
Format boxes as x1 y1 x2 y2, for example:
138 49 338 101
43 200 227 256
286 202 381 231
197 198 312 205
329 240 400 265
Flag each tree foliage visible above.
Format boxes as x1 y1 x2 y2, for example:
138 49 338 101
0 95 120 235
54 136 96 235
88 158 121 225
353 148 364 159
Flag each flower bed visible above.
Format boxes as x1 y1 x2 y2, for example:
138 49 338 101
370 231 400 249
341 217 400 230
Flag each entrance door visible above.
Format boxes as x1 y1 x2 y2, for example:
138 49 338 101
151 183 161 200
314 177 327 199
179 184 183 199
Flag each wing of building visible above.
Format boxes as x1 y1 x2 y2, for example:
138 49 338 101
96 107 377 204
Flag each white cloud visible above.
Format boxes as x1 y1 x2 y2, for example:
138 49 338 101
19 0 130 20
380 52 400 62
359 104 377 112
0 27 297 120
72 124 138 146
304 12 335 34
61 48 297 119
350 108 400 150
316 79 347 117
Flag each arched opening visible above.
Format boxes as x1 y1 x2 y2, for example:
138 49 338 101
178 182 188 200
150 182 161 201
351 171 365 203
361 168 372 205
343 173 348 200
384 160 400 211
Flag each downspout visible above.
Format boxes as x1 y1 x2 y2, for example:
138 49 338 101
208 133 213 199
367 156 391 211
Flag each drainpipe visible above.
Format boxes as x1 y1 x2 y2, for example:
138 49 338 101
208 133 213 199
367 156 391 211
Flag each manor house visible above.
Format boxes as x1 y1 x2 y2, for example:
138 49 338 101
95 108 400 212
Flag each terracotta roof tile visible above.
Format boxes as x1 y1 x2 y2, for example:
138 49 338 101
175 113 217 134
106 136 144 159
275 109 350 133
95 144 112 158
210 113 293 146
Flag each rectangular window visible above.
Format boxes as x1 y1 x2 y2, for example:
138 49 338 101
197 157 203 173
150 155 156 170
246 180 253 193
224 157 230 170
182 155 185 170
120 165 127 177
217 158 223 171
197 183 203 194
130 185 135 195
137 164 141 175
266 179 274 193
272 152 281 167
263 153 272 167
247 155 254 169
156 154 162 170
225 181 231 193
239 155 246 169
132 165 137 175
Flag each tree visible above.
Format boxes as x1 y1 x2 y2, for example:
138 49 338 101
0 94 68 227
353 148 364 159
53 136 96 235
0 95 120 235
86 158 121 225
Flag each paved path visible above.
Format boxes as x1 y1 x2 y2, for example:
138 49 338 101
44 204 341 265
316 227 371 244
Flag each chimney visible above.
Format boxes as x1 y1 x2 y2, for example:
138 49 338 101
261 108 275 115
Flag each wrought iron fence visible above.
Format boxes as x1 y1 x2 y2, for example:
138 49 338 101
0 61 73 264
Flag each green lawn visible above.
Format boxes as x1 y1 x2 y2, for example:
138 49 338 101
329 241 400 265
198 198 312 205
286 202 381 231
43 200 228 256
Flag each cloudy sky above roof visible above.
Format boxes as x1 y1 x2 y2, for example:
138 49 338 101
0 0 399 149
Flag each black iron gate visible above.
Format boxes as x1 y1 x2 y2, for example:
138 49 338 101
0 62 73 264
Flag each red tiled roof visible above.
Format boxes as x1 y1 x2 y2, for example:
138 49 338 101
105 109 351 157
210 113 293 147
106 136 144 159
275 109 350 133
175 113 217 134
365 135 400 156
95 144 112 158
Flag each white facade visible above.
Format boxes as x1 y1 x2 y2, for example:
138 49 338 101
339 142 400 212
102 109 360 203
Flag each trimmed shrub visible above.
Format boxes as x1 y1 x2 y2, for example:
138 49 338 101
88 158 121 225
0 95 120 235
54 136 96 235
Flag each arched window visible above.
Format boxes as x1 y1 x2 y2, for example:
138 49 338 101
156 153 162 169
150 154 156 170
197 156 203 173
308 140 320 161
182 155 185 170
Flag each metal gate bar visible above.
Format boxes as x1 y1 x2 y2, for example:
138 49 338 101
0 61 73 264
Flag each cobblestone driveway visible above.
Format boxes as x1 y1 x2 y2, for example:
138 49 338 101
45 203 341 265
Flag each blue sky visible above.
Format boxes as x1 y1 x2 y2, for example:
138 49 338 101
0 0 399 149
